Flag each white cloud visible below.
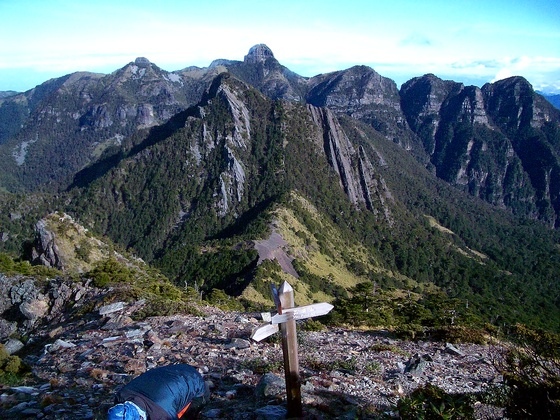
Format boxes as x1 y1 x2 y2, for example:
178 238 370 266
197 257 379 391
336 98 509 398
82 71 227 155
491 68 513 83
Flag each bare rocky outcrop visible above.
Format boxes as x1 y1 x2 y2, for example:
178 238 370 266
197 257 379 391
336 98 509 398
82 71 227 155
244 44 275 64
197 77 250 217
308 105 393 221
31 218 64 270
399 73 560 226
30 212 124 274
482 76 557 131
306 65 415 150
0 274 95 341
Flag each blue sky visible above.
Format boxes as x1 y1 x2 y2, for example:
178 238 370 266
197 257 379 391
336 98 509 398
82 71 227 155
1 0 559 93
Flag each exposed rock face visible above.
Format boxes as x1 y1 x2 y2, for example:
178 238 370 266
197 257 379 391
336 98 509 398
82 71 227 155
308 66 400 110
234 44 306 101
30 212 136 274
401 74 476 155
0 274 95 341
31 218 64 270
2 45 560 227
308 105 393 222
244 44 275 64
134 57 151 67
309 105 361 204
192 75 250 217
400 74 560 226
306 66 415 150
482 76 556 132
0 59 205 191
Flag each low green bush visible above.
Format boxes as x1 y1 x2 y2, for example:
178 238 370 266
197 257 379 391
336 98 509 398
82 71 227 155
88 258 135 287
300 319 325 332
240 357 282 374
0 344 25 385
204 289 244 311
496 324 560 418
397 384 475 419
429 326 489 344
0 252 60 278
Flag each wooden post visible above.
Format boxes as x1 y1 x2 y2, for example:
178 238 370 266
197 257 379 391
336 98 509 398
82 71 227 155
251 282 333 416
278 281 302 418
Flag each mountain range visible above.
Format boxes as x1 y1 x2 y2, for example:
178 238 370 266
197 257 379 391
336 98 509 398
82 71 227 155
540 92 560 110
1 44 559 332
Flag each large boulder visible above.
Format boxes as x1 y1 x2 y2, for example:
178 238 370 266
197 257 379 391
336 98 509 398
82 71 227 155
31 218 64 270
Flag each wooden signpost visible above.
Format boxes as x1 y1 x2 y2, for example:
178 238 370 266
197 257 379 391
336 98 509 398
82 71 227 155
251 281 334 418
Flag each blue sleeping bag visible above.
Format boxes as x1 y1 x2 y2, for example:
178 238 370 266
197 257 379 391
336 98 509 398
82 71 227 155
114 364 205 419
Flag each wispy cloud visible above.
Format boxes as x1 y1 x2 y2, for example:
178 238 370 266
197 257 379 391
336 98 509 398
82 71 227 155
400 33 433 47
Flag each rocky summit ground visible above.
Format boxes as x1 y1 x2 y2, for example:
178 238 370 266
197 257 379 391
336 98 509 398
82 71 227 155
0 299 506 419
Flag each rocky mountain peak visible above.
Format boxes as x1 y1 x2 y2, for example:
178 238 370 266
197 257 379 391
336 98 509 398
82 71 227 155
307 65 400 110
244 44 275 64
482 75 560 133
134 57 151 67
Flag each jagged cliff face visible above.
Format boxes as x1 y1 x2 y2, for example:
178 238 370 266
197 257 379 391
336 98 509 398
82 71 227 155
306 66 416 151
400 74 560 226
65 74 395 261
307 105 393 223
3 47 560 333
0 46 308 192
222 43 308 101
2 44 560 227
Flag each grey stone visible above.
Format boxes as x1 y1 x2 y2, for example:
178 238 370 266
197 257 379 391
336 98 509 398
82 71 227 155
10 279 38 304
20 298 49 321
3 338 24 354
135 57 151 66
225 338 251 349
11 386 40 394
244 44 274 64
255 373 286 399
235 315 250 323
48 338 76 352
0 318 17 340
201 408 223 418
32 218 64 269
102 314 133 330
445 342 465 357
255 405 287 420
99 301 125 315
405 353 429 376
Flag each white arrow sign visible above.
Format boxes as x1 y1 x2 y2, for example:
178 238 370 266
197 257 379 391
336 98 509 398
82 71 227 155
251 323 279 342
271 302 333 324
250 302 334 341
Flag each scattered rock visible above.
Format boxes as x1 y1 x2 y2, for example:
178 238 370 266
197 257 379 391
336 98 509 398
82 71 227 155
445 342 466 356
255 404 288 419
47 339 76 353
99 302 125 316
0 277 505 419
20 297 49 321
0 318 17 340
404 353 429 376
255 373 286 400
225 338 251 349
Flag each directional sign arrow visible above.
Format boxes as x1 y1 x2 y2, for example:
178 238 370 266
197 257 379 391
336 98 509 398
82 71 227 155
271 302 333 324
251 323 279 342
